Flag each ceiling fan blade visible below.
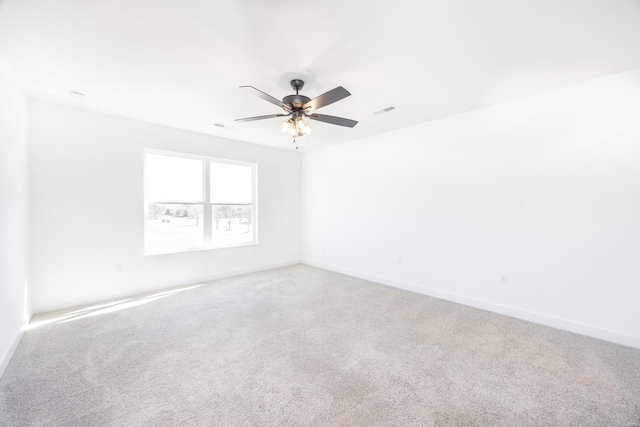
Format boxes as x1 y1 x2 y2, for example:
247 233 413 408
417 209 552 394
307 113 358 128
235 114 289 123
303 86 351 111
240 86 291 110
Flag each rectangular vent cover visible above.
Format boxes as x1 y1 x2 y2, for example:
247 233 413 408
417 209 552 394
373 106 396 115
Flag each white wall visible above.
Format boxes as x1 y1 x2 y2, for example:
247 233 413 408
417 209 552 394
302 69 640 349
0 51 28 376
29 100 301 313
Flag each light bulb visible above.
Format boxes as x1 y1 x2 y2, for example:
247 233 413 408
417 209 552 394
282 117 311 138
296 118 311 136
281 119 295 134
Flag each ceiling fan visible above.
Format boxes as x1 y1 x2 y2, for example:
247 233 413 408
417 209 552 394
235 79 358 148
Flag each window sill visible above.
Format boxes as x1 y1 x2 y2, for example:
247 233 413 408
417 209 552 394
144 240 258 256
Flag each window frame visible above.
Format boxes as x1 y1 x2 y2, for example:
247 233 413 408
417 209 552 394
143 149 258 256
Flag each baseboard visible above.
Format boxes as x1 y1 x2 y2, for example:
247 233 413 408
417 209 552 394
179 259 302 286
33 259 302 316
0 329 24 380
302 259 640 350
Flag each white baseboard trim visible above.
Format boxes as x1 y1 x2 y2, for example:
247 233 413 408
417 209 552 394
34 259 302 316
0 329 24 380
302 259 640 350
178 259 303 286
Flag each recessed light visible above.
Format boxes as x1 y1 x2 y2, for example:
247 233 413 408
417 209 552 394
373 106 396 115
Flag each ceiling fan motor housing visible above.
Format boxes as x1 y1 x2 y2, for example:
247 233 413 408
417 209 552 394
282 94 311 109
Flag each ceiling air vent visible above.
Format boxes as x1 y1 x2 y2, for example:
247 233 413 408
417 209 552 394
214 123 235 129
373 106 396 115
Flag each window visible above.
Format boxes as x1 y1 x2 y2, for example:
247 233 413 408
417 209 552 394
144 150 257 255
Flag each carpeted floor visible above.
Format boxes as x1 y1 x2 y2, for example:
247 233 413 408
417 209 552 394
1 264 639 426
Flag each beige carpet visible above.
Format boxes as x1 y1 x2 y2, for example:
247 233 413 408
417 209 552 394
1 265 639 426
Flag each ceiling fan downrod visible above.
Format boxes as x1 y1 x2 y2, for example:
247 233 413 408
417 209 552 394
290 79 305 95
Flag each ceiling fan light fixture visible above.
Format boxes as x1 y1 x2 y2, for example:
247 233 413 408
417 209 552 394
281 117 311 137
296 117 311 136
281 118 293 133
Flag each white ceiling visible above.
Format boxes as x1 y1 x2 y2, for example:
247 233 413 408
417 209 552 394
1 0 640 152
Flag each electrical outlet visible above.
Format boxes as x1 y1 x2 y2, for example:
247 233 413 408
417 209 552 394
500 273 508 285
115 263 122 272
396 256 402 265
